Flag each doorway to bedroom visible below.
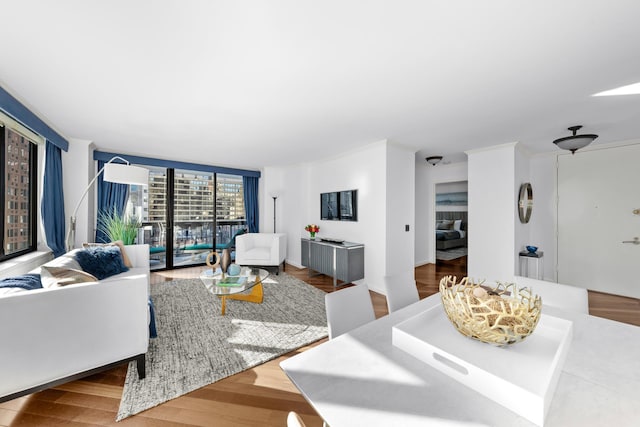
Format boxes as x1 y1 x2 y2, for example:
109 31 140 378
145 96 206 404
435 181 468 270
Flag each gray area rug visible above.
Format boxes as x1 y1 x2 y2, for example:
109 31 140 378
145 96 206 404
436 247 468 261
116 273 328 421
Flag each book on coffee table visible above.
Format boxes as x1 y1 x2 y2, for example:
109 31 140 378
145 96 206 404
218 276 247 286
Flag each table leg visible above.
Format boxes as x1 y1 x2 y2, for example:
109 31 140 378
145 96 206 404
221 295 227 315
226 280 264 304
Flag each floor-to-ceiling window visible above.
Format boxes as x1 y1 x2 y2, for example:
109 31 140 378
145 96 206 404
172 169 215 267
216 173 245 248
0 126 37 261
126 166 246 270
128 166 168 269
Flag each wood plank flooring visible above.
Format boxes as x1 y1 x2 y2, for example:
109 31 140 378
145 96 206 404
1 258 638 426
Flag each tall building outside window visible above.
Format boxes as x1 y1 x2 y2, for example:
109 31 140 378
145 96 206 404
126 167 245 270
1 126 37 260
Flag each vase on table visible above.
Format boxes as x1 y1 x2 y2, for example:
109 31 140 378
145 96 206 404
220 249 231 273
305 224 319 240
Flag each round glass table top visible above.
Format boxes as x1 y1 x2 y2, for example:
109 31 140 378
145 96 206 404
199 266 269 296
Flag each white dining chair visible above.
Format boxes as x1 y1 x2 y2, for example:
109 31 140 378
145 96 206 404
287 411 307 427
325 285 376 339
513 276 589 314
384 274 420 313
287 411 328 427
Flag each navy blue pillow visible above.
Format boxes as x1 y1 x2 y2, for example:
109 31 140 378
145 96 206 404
74 246 129 280
0 273 42 290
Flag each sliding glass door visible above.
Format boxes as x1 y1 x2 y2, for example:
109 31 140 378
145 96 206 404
127 166 168 270
172 169 215 267
126 166 245 270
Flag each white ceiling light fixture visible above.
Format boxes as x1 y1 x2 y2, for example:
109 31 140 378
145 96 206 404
593 82 640 97
426 156 443 166
553 125 598 154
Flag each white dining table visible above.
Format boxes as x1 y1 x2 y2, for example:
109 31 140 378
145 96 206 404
280 294 640 427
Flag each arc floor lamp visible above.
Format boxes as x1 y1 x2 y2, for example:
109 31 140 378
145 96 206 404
65 156 149 252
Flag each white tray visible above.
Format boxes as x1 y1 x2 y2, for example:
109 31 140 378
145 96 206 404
392 304 573 426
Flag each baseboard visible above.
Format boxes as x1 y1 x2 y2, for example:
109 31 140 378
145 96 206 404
415 260 433 267
285 259 304 269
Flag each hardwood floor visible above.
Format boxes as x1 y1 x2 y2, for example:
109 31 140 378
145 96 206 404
588 289 640 327
1 259 638 426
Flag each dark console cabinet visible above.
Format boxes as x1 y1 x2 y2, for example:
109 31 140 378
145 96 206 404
301 238 365 287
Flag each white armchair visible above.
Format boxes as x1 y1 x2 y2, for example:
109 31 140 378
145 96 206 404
235 233 287 274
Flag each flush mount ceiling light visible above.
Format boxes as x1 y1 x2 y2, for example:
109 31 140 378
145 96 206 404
552 125 598 155
593 82 640 97
426 156 443 166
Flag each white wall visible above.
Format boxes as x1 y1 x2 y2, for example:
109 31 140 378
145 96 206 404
62 138 95 248
260 166 285 234
263 140 414 294
514 144 531 275
385 143 416 281
415 160 468 266
528 152 557 281
261 163 309 269
307 141 388 292
436 181 467 194
467 143 517 282
528 140 640 284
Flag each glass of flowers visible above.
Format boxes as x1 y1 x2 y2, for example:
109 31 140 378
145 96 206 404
305 224 320 239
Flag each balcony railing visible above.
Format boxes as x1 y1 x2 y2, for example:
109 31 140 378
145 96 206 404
139 220 247 270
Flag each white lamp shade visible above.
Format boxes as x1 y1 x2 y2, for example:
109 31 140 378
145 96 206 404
103 163 149 185
554 136 595 152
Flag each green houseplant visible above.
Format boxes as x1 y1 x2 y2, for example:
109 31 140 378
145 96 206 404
97 207 141 245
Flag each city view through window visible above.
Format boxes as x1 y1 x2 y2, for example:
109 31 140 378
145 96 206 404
2 128 35 258
126 167 245 269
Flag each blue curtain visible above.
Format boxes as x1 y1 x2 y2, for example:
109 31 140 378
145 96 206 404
243 176 259 233
41 141 66 257
95 160 130 243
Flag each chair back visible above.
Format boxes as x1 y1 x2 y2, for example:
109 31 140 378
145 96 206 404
325 285 375 339
287 411 307 427
384 274 420 313
218 228 247 250
230 228 247 244
513 276 589 314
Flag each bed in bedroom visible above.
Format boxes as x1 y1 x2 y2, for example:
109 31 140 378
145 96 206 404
435 212 467 250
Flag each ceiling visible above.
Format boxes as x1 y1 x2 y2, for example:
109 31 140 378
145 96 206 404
2 1 640 170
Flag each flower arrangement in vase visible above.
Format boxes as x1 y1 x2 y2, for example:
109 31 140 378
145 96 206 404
305 224 320 240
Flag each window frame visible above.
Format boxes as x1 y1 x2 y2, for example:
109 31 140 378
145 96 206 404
0 125 38 261
126 165 246 271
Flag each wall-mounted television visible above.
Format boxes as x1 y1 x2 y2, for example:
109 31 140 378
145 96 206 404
321 189 358 221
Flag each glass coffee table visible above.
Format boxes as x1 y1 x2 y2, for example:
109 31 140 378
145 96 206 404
199 267 269 315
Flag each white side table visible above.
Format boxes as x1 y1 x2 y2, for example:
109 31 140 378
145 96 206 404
519 251 543 279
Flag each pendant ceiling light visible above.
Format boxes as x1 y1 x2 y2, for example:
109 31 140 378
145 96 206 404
426 156 443 166
553 125 598 154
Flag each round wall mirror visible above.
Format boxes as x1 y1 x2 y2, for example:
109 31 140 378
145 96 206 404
518 183 533 223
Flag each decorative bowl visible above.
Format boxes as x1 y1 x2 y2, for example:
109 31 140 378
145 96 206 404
439 276 542 346
526 245 538 253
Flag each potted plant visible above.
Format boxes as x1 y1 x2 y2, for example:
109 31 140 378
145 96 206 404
97 207 141 245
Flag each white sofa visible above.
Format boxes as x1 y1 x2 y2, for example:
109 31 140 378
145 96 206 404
0 244 150 402
235 233 287 274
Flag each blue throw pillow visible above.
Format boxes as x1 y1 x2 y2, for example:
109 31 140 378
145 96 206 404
74 246 129 280
0 274 42 290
